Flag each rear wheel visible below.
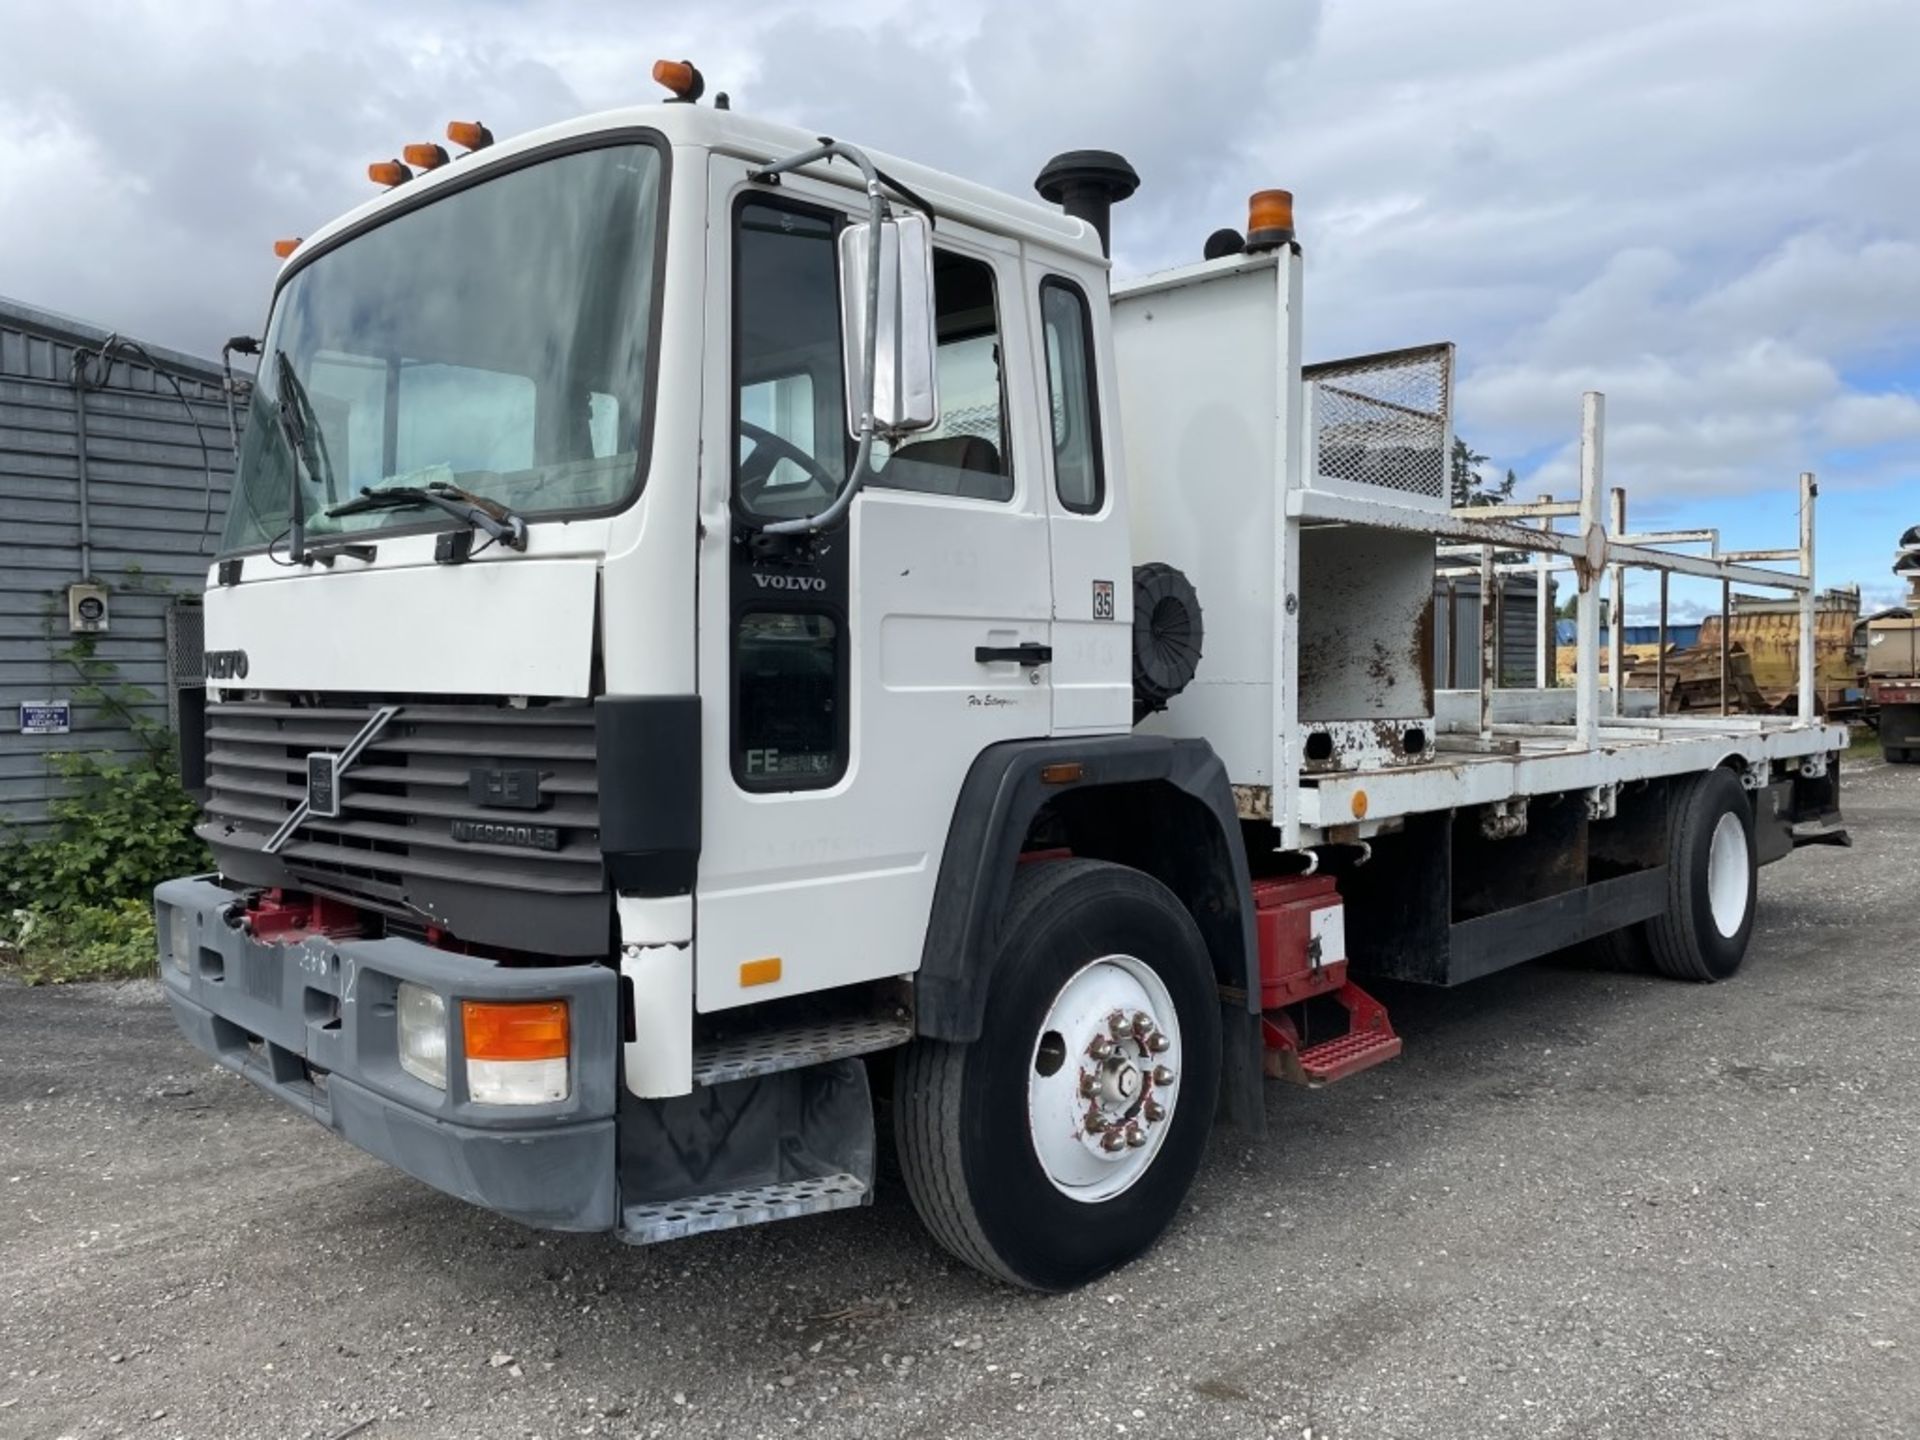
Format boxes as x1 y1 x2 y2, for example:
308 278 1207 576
895 859 1221 1291
1644 768 1757 982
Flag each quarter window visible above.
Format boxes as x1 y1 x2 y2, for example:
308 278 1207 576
1040 279 1104 514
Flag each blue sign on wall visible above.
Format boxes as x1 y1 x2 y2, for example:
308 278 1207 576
19 700 72 735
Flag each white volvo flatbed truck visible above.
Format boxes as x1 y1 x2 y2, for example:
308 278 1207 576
156 74 1848 1290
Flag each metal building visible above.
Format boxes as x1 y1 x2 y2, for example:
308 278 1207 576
1 297 235 833
1434 571 1554 689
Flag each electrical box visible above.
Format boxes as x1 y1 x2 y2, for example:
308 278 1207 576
67 581 110 634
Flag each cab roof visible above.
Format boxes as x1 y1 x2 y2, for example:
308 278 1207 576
284 102 1103 274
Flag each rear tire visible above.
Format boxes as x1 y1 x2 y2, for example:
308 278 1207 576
1645 768 1757 982
895 859 1221 1291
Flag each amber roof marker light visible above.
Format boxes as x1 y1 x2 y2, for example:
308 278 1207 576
368 159 413 189
403 142 450 171
272 237 302 259
446 120 494 153
653 58 705 103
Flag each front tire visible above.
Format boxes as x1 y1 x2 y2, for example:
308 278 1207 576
895 859 1221 1291
1644 767 1757 982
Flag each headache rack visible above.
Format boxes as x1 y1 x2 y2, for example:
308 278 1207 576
198 696 610 954
1112 248 1843 852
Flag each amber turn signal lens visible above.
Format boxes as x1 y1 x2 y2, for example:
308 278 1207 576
461 1000 569 1061
368 159 413 188
272 237 301 259
652 58 698 96
403 142 450 170
1247 188 1295 246
445 119 494 152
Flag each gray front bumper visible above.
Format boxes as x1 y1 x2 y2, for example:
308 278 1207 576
155 877 619 1231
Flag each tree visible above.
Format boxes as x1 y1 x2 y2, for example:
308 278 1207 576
1450 437 1518 509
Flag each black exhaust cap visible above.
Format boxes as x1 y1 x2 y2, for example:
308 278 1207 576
1035 150 1139 258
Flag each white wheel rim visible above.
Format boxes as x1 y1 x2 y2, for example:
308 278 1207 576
1026 954 1181 1204
1707 810 1750 938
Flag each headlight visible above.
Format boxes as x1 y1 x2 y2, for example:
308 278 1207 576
167 907 192 973
462 999 570 1105
396 982 448 1089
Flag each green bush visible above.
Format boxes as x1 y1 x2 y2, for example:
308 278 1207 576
0 750 207 911
0 622 208 984
0 899 157 985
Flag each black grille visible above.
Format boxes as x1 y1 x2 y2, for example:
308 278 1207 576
199 698 608 954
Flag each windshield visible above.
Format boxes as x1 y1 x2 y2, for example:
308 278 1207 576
221 138 666 554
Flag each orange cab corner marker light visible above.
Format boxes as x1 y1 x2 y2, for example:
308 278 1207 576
403 142 450 170
1351 789 1370 820
739 956 782 988
445 119 494 152
1247 188 1295 244
368 159 413 188
461 999 569 1061
1039 761 1084 785
652 58 697 97
272 237 302 259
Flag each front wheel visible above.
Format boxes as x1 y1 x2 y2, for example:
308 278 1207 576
895 859 1221 1290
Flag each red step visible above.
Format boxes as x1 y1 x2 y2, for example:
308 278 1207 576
1295 1027 1402 1083
1261 978 1403 1086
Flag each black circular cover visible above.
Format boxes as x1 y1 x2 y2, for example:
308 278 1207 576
1132 562 1205 721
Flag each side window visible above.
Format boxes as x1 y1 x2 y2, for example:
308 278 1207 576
732 194 847 790
733 198 848 521
736 613 841 785
870 251 1014 503
1040 279 1104 514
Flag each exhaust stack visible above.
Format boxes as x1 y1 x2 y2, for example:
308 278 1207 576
1035 150 1139 258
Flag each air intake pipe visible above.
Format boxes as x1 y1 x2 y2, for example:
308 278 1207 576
1035 150 1139 258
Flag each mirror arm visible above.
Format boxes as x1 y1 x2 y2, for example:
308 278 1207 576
755 140 893 538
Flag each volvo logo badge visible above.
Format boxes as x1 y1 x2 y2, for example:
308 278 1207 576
751 572 827 592
204 649 250 680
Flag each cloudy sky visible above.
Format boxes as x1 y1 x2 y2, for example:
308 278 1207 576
4 0 1915 616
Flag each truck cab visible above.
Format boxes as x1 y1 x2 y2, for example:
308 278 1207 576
158 87 1846 1291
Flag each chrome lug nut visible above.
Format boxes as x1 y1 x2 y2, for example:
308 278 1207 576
1101 1129 1127 1152
1084 1112 1108 1133
1153 1065 1176 1086
1088 1035 1113 1059
1147 1032 1172 1054
1078 1071 1098 1098
1125 1125 1148 1148
1144 1100 1166 1123
1109 1012 1134 1039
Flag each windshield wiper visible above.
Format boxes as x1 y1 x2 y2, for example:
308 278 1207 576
272 348 339 565
326 482 529 552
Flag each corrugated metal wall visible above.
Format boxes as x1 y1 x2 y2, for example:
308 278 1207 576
1434 572 1554 689
1 297 236 832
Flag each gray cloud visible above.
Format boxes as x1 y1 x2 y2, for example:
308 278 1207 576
2 0 1915 527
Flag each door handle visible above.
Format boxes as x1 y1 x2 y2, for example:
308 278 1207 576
975 642 1052 667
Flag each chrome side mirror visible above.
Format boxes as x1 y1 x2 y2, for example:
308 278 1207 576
838 212 939 438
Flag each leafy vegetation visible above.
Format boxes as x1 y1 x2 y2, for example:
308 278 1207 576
1449 437 1519 510
0 624 207 985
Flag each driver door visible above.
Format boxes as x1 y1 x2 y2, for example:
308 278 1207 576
693 155 1055 1012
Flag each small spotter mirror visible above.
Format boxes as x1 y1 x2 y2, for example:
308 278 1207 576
837 212 939 439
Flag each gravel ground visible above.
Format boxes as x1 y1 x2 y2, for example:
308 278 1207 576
2 758 1914 1440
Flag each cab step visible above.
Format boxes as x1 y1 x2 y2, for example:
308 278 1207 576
1294 1026 1403 1083
621 1172 869 1245
691 998 913 1090
1262 979 1402 1086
